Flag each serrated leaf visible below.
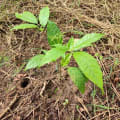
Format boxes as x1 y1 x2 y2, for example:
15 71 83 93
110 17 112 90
47 21 63 46
61 53 72 67
39 7 49 27
12 24 38 30
15 12 38 24
70 33 104 51
39 45 68 67
68 67 88 93
25 54 44 70
73 52 104 94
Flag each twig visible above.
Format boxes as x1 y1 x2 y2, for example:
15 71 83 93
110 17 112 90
111 83 120 101
0 69 10 77
0 95 19 119
40 81 47 97
77 108 88 120
24 103 42 119
1 114 12 120
89 111 108 120
75 95 91 118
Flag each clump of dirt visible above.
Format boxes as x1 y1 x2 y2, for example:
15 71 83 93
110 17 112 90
0 0 120 120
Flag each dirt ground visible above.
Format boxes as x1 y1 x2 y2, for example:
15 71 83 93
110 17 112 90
0 0 120 120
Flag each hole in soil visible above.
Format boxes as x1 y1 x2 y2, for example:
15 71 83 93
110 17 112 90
40 51 45 54
20 78 30 88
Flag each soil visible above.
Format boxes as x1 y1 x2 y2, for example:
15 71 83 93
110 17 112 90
0 0 120 120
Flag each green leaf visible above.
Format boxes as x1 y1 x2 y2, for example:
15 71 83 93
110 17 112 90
73 52 104 94
15 12 38 24
61 53 72 67
39 45 68 67
12 24 38 30
70 33 104 51
25 54 44 70
71 30 84 35
66 37 74 50
0 56 9 67
68 67 88 93
39 7 49 27
47 21 63 46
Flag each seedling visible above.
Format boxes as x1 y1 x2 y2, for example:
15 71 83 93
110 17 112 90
12 7 49 31
12 7 104 94
76 105 80 110
63 99 69 106
54 88 58 94
12 7 62 46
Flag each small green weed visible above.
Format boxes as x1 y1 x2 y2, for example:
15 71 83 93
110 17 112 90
63 99 69 106
12 7 49 30
0 56 9 67
12 7 104 94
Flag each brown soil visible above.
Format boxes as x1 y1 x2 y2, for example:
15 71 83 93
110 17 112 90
0 0 120 120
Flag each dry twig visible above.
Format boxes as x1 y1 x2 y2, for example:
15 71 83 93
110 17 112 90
0 95 19 119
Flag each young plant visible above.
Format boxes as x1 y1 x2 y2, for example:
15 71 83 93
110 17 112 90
12 7 63 46
12 7 104 94
12 7 49 31
25 33 104 94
